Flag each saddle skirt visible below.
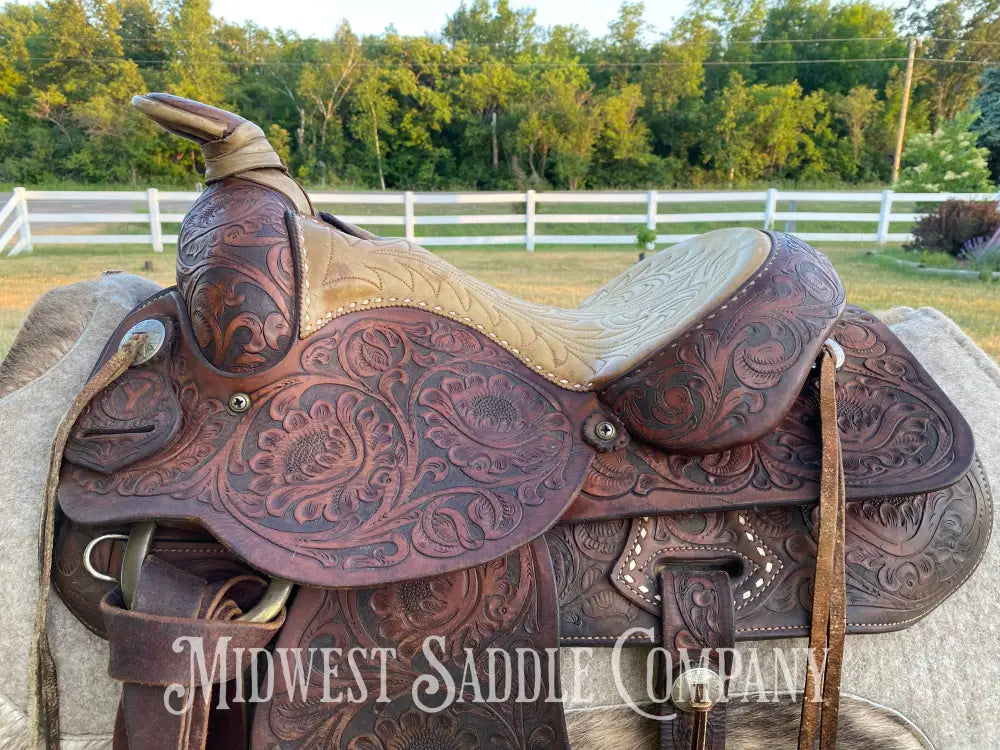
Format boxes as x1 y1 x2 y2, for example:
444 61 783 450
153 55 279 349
42 93 991 750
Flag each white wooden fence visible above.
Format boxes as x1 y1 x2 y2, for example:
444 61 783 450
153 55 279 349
2 187 997 255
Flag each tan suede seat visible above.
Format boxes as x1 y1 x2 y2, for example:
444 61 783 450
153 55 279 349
296 218 772 391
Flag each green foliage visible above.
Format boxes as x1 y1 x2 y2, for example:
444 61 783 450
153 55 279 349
0 0 996 189
905 200 1000 256
636 226 656 248
968 244 1000 274
898 111 995 192
973 67 1000 177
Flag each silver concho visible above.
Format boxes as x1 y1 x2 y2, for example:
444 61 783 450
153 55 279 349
670 667 725 712
118 318 167 365
823 337 846 370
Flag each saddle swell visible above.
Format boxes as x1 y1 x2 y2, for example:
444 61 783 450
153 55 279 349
46 94 989 750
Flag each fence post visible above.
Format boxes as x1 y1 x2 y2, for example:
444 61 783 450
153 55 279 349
646 189 658 250
877 189 894 247
404 191 415 242
12 187 31 255
147 188 163 252
784 200 797 233
763 188 778 230
525 189 536 251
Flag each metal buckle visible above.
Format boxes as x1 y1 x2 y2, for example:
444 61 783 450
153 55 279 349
120 521 291 623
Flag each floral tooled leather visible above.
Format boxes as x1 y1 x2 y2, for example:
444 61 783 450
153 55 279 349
59 294 596 588
566 306 975 520
176 179 297 374
252 540 567 749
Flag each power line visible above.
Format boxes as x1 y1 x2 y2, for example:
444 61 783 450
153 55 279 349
19 55 995 68
16 34 913 45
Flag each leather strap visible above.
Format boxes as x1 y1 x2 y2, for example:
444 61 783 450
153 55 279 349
658 569 735 750
103 556 283 750
29 333 148 749
798 348 847 750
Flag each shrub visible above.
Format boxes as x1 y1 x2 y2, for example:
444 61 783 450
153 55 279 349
636 227 657 249
897 111 995 193
961 227 1000 272
906 200 1000 256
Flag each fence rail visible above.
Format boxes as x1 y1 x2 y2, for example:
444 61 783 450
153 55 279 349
1 187 997 256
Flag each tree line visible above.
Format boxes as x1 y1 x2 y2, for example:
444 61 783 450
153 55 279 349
2 0 999 190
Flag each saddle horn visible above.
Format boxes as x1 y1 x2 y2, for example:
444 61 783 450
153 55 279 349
132 93 312 214
133 94 312 374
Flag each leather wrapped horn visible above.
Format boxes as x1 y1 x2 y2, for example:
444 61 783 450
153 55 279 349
133 93 310 374
132 93 312 214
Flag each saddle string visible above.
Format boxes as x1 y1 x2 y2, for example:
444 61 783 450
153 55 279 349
28 333 148 750
797 346 848 750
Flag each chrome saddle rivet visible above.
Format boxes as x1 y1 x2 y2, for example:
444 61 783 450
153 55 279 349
595 421 618 441
118 318 167 365
228 392 252 413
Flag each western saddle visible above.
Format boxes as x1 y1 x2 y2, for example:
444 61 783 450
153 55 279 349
30 94 991 750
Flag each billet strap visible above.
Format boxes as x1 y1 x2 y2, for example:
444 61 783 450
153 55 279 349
103 555 284 750
29 333 148 749
658 570 734 750
798 346 848 750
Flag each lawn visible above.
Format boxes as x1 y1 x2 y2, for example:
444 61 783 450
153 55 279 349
2 241 999 361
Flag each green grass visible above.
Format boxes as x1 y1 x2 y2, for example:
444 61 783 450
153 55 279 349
878 246 965 268
3 240 1000 362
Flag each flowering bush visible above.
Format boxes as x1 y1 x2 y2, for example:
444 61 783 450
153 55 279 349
961 227 1000 272
898 111 995 193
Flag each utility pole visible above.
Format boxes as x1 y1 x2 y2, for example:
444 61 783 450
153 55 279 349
491 110 499 170
892 38 918 185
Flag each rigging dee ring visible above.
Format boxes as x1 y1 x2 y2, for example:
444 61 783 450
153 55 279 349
84 521 291 623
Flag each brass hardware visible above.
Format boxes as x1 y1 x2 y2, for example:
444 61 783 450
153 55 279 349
120 521 290 621
83 533 130 583
240 577 294 623
118 319 167 365
228 392 252 413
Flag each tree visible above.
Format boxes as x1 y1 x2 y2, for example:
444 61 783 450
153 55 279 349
973 67 1000 178
833 86 882 165
349 65 396 190
902 0 1000 128
0 0 995 189
294 25 361 175
511 65 598 188
162 0 232 104
591 83 655 185
898 110 994 192
444 0 536 59
703 72 758 185
456 59 520 172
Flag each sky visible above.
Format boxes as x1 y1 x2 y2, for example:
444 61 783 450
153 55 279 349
208 0 694 40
